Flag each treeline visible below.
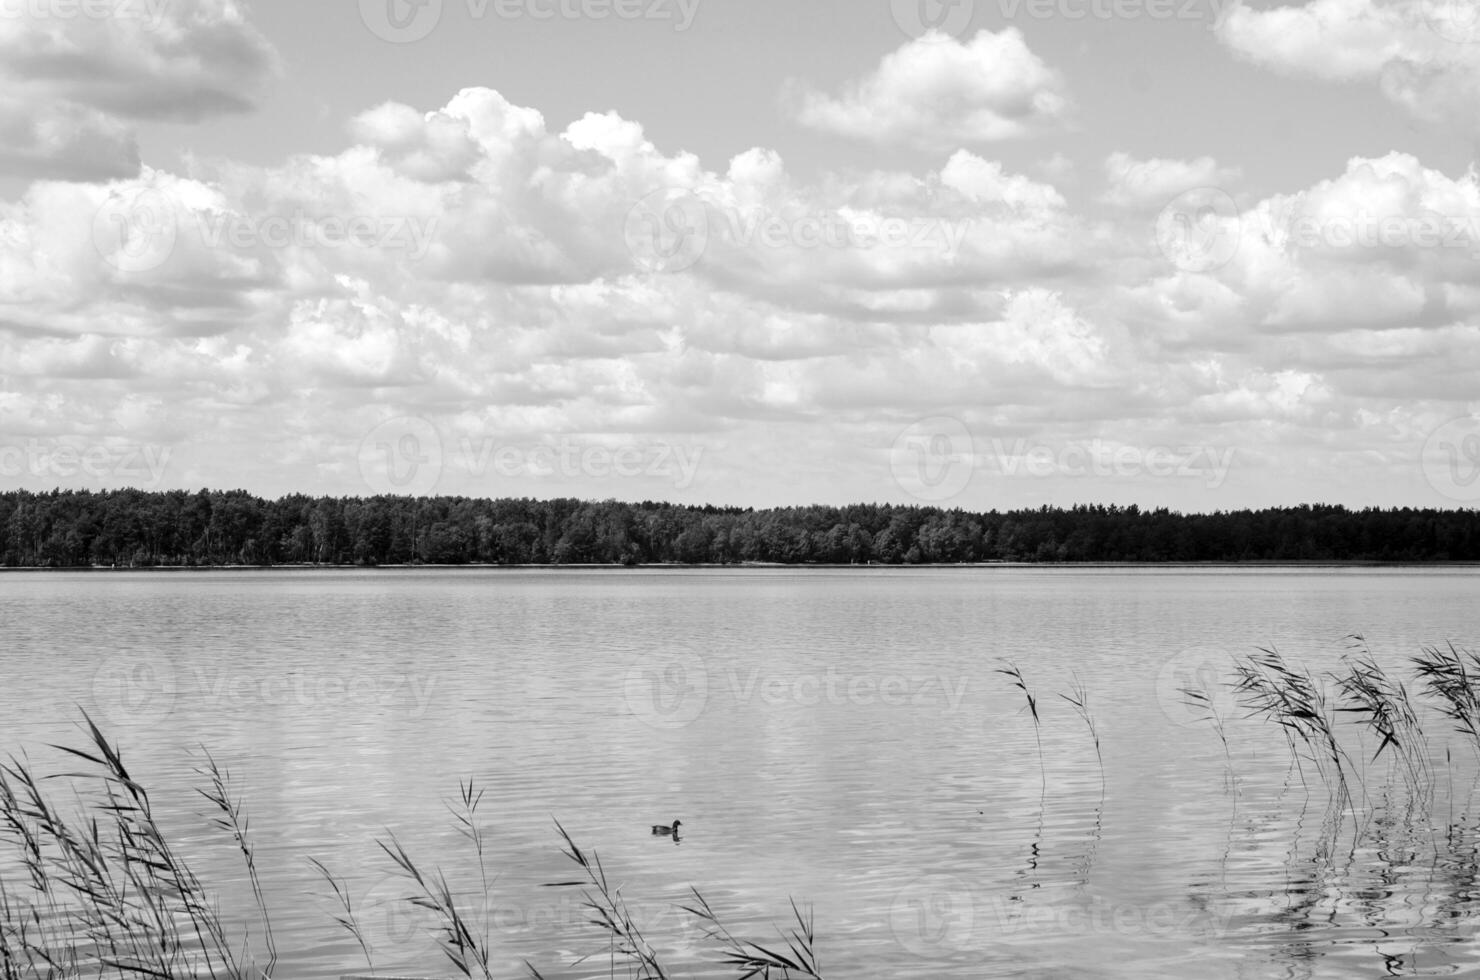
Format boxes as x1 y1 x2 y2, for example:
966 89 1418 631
1 490 1477 567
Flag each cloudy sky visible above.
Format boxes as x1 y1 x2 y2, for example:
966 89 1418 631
3 0 1480 509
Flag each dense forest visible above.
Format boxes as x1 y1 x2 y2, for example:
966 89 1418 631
0 490 1477 567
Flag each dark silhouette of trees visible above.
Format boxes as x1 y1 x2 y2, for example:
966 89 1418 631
0 491 1475 567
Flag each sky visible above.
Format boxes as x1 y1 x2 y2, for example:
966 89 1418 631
2 0 1480 510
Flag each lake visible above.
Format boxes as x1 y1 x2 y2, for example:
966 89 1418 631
1 566 1478 979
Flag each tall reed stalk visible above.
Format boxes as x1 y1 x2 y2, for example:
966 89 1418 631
376 832 495 979
532 819 670 980
1335 638 1428 796
196 750 277 977
1060 672 1103 790
1180 684 1237 789
998 661 1045 794
1412 643 1480 754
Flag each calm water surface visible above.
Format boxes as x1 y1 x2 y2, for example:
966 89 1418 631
1 567 1478 979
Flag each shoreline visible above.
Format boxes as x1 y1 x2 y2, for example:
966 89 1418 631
3 560 1479 572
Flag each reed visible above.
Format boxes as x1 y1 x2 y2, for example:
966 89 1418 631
375 831 496 979
312 777 501 979
306 856 372 973
1335 638 1428 795
997 660 1045 793
1179 685 1236 788
1411 642 1480 754
195 750 277 977
681 888 821 980
1060 672 1103 789
529 821 822 980
448 780 494 956
1232 647 1355 804
532 819 671 980
0 711 254 980
31 644 1480 980
2 711 829 980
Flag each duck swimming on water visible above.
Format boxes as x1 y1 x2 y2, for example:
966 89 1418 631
651 820 682 837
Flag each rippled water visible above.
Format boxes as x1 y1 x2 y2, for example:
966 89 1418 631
1 566 1478 979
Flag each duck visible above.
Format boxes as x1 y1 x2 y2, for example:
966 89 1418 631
651 819 682 837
